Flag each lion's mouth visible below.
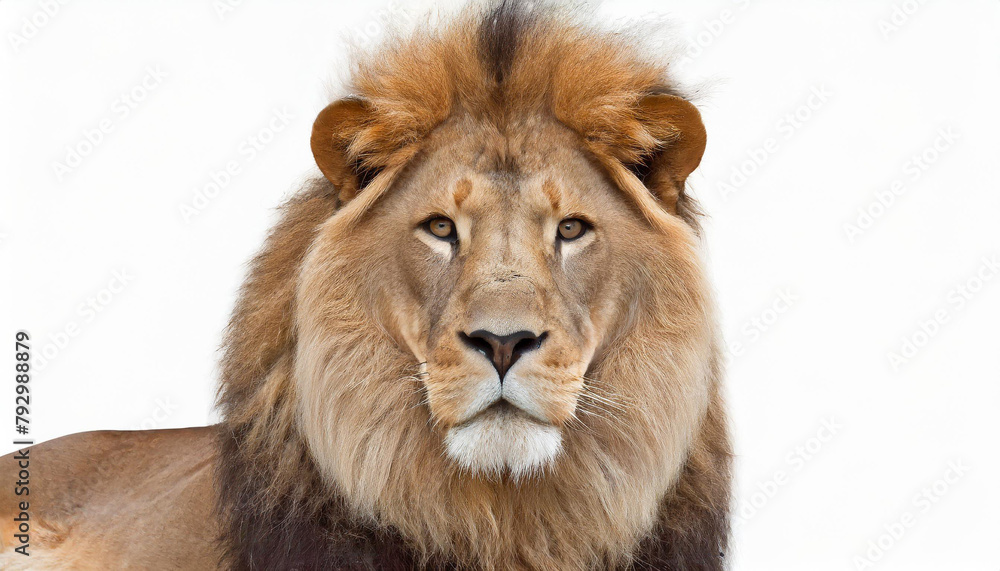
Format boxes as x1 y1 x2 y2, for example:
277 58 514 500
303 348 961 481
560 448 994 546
459 398 550 428
484 399 518 416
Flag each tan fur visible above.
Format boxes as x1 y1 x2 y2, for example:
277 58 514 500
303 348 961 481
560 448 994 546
0 428 218 569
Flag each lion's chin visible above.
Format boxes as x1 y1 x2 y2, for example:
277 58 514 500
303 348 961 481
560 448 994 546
444 402 562 480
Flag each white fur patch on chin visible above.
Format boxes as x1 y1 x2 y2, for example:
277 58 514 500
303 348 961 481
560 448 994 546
444 406 562 479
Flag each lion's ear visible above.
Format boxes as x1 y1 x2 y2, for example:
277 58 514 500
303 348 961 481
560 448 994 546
311 98 380 203
629 94 707 215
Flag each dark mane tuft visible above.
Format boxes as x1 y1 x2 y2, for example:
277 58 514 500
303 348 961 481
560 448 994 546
478 0 535 84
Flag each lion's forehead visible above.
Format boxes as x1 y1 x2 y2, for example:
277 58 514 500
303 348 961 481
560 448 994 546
393 142 623 232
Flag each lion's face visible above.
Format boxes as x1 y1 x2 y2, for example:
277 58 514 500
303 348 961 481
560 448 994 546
375 119 648 477
296 114 700 483
295 92 715 507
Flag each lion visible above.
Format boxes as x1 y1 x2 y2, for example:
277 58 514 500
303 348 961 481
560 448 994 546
0 2 731 569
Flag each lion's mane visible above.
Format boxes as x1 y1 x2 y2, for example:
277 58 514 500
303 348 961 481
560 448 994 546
215 2 731 569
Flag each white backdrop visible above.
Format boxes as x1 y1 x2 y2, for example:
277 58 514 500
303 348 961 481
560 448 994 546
1 1 998 569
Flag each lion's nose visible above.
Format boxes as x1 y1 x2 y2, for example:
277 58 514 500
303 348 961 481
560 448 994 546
460 329 546 382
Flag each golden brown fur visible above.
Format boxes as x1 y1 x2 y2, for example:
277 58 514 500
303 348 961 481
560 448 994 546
0 2 730 569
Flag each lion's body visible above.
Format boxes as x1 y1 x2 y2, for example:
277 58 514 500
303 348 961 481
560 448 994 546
0 428 219 570
1 3 732 569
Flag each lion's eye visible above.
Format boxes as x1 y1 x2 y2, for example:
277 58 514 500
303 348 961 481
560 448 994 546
425 217 457 242
557 218 587 241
